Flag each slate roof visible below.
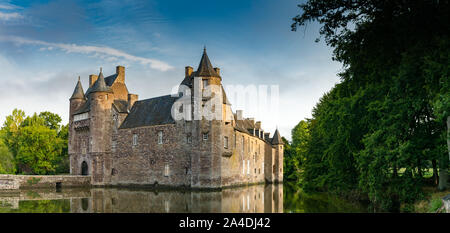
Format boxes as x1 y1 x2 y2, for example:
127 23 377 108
70 77 85 100
91 70 112 93
113 100 129 113
119 95 178 129
271 129 283 145
195 48 220 78
74 70 119 114
73 96 91 114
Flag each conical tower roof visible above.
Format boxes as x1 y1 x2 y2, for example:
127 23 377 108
70 76 86 100
91 68 112 93
271 129 283 145
195 47 220 77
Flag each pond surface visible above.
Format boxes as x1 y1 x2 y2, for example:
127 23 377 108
0 183 368 213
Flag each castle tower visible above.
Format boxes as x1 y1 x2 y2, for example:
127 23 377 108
68 77 86 174
190 47 224 188
271 129 284 183
89 68 114 185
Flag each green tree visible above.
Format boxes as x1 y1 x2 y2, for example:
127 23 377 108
292 0 449 209
0 131 15 174
1 109 25 157
1 109 68 175
15 123 63 175
39 111 62 130
284 120 311 183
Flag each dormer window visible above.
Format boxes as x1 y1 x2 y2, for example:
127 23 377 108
203 133 209 141
74 113 89 122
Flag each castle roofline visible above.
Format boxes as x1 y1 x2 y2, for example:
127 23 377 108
70 77 86 100
91 68 113 93
194 47 220 78
271 129 283 145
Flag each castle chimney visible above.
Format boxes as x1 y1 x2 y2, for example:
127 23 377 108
116 66 125 83
89 74 98 88
185 66 193 77
214 67 220 76
128 93 138 110
236 110 243 120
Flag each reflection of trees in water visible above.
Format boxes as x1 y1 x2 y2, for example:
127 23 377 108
283 182 368 213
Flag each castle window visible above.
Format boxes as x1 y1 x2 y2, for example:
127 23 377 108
241 136 244 153
164 164 170 177
203 133 208 141
158 131 163 144
132 134 138 146
111 141 116 152
187 135 192 144
242 160 245 174
247 160 250 175
81 140 87 154
224 136 229 149
202 79 209 89
74 113 88 122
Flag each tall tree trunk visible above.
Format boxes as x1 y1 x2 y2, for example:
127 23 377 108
438 116 450 191
432 159 438 185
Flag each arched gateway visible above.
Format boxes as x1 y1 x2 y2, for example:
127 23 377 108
81 161 88 176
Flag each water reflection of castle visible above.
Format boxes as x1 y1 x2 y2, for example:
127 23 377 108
71 184 283 213
0 184 282 213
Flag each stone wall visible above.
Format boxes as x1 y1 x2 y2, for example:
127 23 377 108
111 124 191 186
0 175 91 190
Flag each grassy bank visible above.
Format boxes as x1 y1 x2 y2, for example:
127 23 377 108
410 186 450 213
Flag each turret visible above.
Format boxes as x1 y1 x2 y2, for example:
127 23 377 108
89 68 114 153
69 76 86 118
271 129 284 183
68 76 87 166
190 47 224 188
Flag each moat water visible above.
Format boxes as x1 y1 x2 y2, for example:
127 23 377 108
0 183 368 213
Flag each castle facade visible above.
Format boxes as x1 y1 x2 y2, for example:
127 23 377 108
68 49 283 188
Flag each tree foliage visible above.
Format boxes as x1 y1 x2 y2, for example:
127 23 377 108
291 0 450 210
0 109 69 175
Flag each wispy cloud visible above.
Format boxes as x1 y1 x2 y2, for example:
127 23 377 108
0 3 21 10
0 12 22 20
0 35 173 71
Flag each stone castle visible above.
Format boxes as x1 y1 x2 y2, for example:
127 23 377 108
68 49 283 188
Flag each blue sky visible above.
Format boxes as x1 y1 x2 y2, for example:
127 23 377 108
0 0 341 140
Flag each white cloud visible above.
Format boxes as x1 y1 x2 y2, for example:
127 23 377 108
0 36 173 71
0 3 20 10
0 12 22 20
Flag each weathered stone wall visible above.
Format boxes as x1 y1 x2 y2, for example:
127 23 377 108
111 124 191 186
221 129 269 187
70 129 91 176
0 175 91 189
274 145 284 183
